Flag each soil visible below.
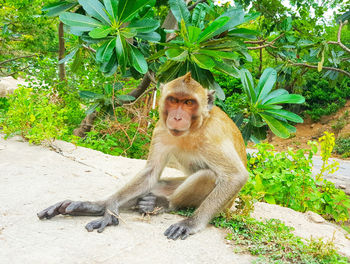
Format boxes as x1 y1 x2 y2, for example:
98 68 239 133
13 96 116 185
250 100 350 160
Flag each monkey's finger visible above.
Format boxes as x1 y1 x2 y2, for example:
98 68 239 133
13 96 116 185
65 201 83 213
97 217 110 233
181 229 190 240
85 219 102 232
37 201 64 219
164 224 180 239
141 195 156 202
169 226 186 240
58 200 73 214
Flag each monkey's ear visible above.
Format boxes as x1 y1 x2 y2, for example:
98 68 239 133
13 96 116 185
183 72 192 83
207 90 215 110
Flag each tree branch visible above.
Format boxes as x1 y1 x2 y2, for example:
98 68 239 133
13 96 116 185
327 20 350 54
247 33 285 50
0 55 37 66
291 62 350 78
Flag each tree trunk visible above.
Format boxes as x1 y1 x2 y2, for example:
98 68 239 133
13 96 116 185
58 22 66 81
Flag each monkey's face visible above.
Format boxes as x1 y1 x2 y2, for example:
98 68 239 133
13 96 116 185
164 94 199 136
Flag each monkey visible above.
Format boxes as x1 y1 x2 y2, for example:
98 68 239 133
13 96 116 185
37 72 249 240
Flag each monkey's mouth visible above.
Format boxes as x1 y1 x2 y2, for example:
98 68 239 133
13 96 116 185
170 129 186 136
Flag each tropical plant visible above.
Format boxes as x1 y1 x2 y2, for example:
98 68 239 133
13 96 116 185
79 82 134 115
154 0 259 99
235 67 305 141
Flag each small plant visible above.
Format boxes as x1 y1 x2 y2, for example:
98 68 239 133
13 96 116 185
332 110 349 133
316 131 340 181
237 68 305 142
334 137 350 158
212 214 348 263
243 139 350 222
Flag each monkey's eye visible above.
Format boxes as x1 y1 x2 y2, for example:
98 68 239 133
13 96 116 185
185 100 195 106
168 97 178 104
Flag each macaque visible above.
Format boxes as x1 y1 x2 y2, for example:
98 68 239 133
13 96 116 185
38 72 248 240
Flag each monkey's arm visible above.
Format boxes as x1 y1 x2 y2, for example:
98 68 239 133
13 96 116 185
37 136 170 232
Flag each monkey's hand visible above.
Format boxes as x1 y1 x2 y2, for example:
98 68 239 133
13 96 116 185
85 204 119 233
164 218 197 240
37 200 105 219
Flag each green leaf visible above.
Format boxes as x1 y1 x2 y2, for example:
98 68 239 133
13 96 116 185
281 17 292 31
192 3 208 28
228 28 258 39
118 0 155 22
239 69 256 103
165 48 188 61
264 195 276 204
129 19 160 33
59 47 79 64
169 0 191 24
255 68 277 103
209 81 225 100
103 0 118 22
191 54 215 70
96 39 116 63
260 113 290 138
129 44 148 74
260 89 288 104
89 26 112 38
264 94 305 105
213 60 239 77
215 8 245 34
86 103 100 115
79 90 104 99
100 54 118 75
197 16 230 43
116 94 135 101
187 26 201 43
136 32 161 42
199 49 238 60
71 48 82 72
115 34 127 74
78 0 111 25
265 109 303 123
59 12 102 31
42 1 77 17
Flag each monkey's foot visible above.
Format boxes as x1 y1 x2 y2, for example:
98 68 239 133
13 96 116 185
137 193 169 214
164 219 194 240
37 200 105 219
85 212 119 233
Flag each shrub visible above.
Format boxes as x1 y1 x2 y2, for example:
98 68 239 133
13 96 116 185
334 137 350 158
242 141 350 222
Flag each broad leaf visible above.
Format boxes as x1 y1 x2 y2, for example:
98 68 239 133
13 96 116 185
59 47 79 64
60 12 102 31
115 34 127 74
255 68 277 103
136 32 161 42
86 103 100 115
260 113 290 138
264 94 305 105
79 90 104 99
188 26 201 43
199 49 238 60
265 109 303 123
96 39 116 63
103 0 118 21
197 16 230 43
209 81 225 100
228 28 258 39
129 19 160 33
165 48 188 61
117 94 135 101
239 69 256 103
191 54 215 70
89 26 112 38
169 0 191 24
215 8 245 34
130 44 148 74
118 0 155 22
214 60 239 77
42 1 77 17
260 89 288 104
78 0 111 25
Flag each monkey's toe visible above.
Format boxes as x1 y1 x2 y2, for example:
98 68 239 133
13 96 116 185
137 193 157 214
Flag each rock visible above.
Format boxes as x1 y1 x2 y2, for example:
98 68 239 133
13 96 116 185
251 202 350 257
0 76 28 97
339 184 346 189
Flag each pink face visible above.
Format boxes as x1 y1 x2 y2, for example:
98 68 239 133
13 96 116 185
164 94 198 136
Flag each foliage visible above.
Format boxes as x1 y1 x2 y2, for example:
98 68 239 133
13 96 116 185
76 108 155 159
154 1 258 98
302 72 350 121
334 137 350 158
1 87 83 144
316 132 340 181
243 141 350 222
212 214 348 264
235 67 305 142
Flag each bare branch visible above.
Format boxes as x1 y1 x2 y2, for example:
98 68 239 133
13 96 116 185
247 33 285 50
82 45 96 53
327 20 350 54
291 62 350 78
188 0 207 11
0 55 37 66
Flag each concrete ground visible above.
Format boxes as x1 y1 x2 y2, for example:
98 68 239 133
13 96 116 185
0 136 254 264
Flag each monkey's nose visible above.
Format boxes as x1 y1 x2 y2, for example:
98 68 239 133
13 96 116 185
174 116 182 121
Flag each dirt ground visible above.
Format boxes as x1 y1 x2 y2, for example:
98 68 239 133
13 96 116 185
251 101 350 160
